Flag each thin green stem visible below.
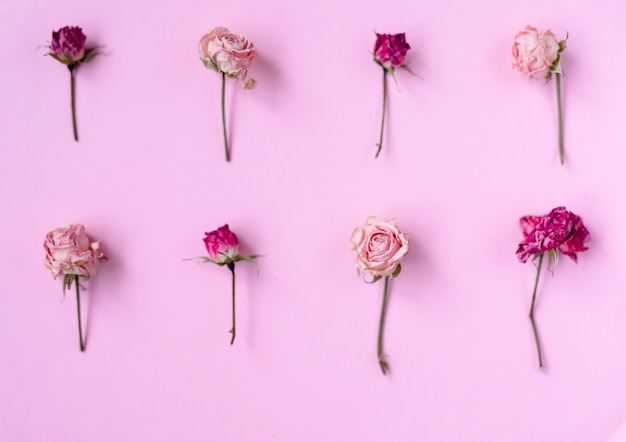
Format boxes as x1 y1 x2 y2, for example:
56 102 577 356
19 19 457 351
221 73 230 162
377 276 390 375
75 275 85 352
228 262 236 345
529 253 544 370
69 66 78 142
556 73 564 165
374 69 388 159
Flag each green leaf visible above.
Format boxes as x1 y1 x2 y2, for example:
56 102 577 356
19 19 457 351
82 48 102 64
235 255 260 263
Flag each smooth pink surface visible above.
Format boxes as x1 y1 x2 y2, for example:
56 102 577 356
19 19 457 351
2 0 626 441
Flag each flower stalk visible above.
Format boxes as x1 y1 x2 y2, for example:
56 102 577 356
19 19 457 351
375 69 388 159
228 262 236 345
555 73 564 165
529 253 544 370
69 66 78 142
377 276 390 374
74 275 85 352
221 72 230 162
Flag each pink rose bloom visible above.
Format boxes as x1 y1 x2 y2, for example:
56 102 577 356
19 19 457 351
351 216 410 278
516 207 590 263
44 224 104 279
203 224 241 264
512 25 562 80
50 26 87 65
373 33 411 71
198 27 257 90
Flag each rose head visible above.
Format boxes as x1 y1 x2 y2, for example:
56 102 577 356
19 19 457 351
351 216 410 278
203 225 241 265
512 25 564 80
50 26 86 65
516 207 590 263
373 33 411 70
199 27 257 89
44 224 104 279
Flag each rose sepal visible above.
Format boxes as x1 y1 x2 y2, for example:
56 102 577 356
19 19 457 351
200 57 219 73
194 254 260 266
364 275 383 284
45 46 103 67
391 264 402 279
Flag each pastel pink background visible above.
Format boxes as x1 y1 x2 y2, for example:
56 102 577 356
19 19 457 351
2 0 626 440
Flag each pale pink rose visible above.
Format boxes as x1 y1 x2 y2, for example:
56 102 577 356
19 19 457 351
512 25 562 80
44 224 104 279
351 216 410 278
198 27 257 89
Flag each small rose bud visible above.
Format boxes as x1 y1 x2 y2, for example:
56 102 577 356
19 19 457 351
50 26 86 65
203 225 241 265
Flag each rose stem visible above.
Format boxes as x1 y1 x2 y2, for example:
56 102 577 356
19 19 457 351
529 253 544 370
75 275 85 352
221 73 230 162
227 262 236 345
377 276 390 375
556 73 564 165
374 69 388 159
69 66 78 142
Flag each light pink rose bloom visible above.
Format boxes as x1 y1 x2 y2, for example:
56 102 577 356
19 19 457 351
512 25 563 80
44 224 104 279
351 216 410 278
198 27 257 90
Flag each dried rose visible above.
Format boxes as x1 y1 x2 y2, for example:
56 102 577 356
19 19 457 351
512 25 567 164
351 216 410 375
198 27 257 161
44 224 105 352
515 207 590 370
372 33 412 158
195 225 259 345
45 26 103 141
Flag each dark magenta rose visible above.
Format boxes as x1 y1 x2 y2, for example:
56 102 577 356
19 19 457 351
203 225 241 264
50 26 86 65
373 33 411 70
516 206 590 263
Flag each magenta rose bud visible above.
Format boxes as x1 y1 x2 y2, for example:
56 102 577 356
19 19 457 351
44 224 105 352
373 33 411 71
50 26 86 65
515 206 590 371
203 224 241 264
